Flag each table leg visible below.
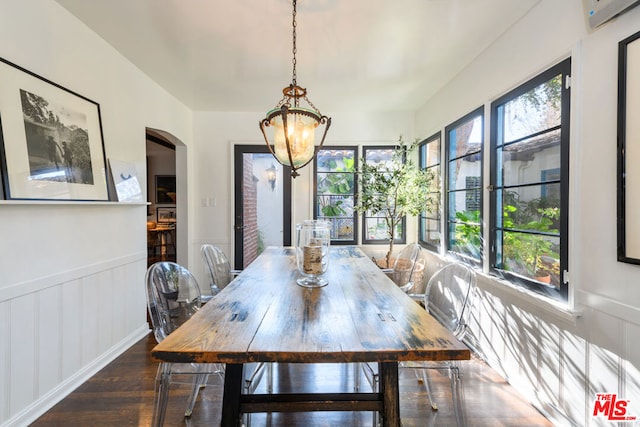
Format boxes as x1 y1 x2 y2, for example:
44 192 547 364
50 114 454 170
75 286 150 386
221 363 243 427
379 362 400 427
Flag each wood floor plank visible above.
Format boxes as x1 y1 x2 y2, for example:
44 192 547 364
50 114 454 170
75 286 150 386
31 334 552 426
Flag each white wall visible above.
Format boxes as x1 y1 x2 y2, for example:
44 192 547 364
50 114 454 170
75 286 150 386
415 1 640 425
0 1 193 425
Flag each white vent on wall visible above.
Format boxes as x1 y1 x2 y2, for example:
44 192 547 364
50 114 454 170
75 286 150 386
583 0 640 29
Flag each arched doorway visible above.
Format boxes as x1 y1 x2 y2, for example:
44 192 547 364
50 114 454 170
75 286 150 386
146 128 188 266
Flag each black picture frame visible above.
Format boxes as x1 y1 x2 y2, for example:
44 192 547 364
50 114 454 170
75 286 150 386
0 56 109 201
157 207 176 223
155 175 176 204
618 30 640 264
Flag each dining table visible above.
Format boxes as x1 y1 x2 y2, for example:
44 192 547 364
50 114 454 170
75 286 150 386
151 246 470 426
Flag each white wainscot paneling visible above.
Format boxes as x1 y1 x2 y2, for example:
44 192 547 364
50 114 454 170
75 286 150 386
61 279 83 380
537 321 561 415
2 255 149 427
9 293 37 416
37 286 62 399
588 345 621 427
0 300 9 423
559 329 587 425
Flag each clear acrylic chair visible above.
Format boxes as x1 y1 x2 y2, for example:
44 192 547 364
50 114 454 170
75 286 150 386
147 261 271 426
360 261 476 427
201 244 242 296
145 261 224 427
200 245 273 422
404 262 477 426
382 243 424 296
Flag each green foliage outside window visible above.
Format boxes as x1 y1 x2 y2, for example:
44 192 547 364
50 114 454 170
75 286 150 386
500 192 561 286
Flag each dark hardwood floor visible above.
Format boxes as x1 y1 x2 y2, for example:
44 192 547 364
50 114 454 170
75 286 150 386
31 333 552 426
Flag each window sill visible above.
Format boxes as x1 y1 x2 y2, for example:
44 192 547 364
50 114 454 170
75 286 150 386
475 270 581 327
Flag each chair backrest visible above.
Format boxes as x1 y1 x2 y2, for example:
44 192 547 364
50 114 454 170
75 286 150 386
391 243 422 291
201 244 233 293
424 262 476 340
145 262 202 343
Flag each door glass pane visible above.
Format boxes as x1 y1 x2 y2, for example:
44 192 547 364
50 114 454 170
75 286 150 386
242 153 284 267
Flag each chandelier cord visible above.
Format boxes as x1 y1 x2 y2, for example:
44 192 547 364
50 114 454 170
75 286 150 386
291 0 297 88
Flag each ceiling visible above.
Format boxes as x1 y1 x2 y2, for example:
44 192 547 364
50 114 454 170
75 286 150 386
55 0 540 113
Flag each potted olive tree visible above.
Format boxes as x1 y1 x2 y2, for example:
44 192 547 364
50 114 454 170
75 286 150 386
356 136 435 268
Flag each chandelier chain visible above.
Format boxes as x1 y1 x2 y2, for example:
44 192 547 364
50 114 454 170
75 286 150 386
291 0 297 87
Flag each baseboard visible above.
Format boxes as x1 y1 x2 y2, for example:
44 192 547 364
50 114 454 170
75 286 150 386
2 325 150 427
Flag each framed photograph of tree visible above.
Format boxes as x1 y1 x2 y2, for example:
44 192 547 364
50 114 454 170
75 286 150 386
0 56 109 201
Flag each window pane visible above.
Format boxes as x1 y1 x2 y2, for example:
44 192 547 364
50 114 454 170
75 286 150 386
316 149 356 173
365 217 402 241
448 115 482 159
448 190 482 221
501 129 561 187
317 195 354 217
420 217 441 247
422 139 440 167
503 75 562 143
362 146 406 244
319 217 354 241
448 157 482 191
317 172 355 195
501 231 560 288
314 147 357 244
501 185 560 232
365 148 394 168
448 222 481 260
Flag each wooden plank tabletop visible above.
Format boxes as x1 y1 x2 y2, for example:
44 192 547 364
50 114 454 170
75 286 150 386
152 246 470 364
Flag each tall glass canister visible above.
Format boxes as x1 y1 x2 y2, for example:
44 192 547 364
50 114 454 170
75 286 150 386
295 220 331 287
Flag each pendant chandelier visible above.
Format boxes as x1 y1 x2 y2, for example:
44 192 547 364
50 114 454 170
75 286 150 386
259 0 331 178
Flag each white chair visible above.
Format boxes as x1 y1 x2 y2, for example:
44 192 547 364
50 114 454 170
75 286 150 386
361 261 476 427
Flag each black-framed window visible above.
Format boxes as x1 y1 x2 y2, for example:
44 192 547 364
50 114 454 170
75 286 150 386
361 146 406 245
314 147 358 245
445 107 484 263
490 58 570 301
419 132 442 251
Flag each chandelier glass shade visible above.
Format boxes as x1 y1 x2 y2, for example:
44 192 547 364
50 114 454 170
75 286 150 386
259 0 331 178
